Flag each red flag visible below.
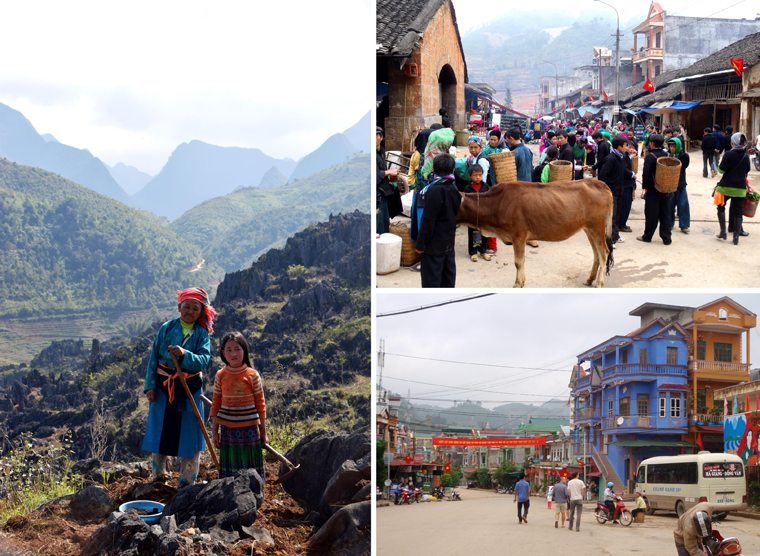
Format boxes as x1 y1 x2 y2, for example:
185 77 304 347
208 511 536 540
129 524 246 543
746 394 751 412
643 78 654 92
731 58 744 77
603 90 609 102
444 462 451 474
697 433 705 451
588 95 594 102
569 101 574 108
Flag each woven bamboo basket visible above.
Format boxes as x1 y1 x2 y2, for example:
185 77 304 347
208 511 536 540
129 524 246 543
389 222 421 267
631 154 639 174
455 130 470 147
488 150 517 183
654 157 681 193
549 160 573 182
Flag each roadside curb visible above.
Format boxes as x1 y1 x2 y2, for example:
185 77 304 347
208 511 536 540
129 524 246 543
733 511 760 520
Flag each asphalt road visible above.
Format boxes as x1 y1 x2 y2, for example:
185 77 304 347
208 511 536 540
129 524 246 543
377 144 760 288
376 489 760 555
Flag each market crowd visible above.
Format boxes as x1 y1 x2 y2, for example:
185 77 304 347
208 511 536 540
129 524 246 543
376 113 756 288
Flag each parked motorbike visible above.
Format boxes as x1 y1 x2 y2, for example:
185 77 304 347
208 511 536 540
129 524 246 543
594 495 633 526
412 487 421 503
431 487 444 500
449 489 462 501
750 147 760 172
703 529 742 556
395 487 411 505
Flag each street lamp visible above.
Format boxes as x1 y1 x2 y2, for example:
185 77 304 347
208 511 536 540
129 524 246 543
541 60 559 117
594 0 621 121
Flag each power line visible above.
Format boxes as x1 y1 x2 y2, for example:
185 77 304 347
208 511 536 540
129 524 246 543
376 294 495 318
385 352 575 372
383 375 566 398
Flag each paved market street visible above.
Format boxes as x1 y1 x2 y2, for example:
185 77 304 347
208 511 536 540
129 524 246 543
376 489 760 555
377 144 760 288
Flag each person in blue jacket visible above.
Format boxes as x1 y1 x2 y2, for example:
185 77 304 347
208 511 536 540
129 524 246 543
143 287 216 487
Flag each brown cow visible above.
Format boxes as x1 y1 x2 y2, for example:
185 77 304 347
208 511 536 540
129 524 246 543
457 179 614 288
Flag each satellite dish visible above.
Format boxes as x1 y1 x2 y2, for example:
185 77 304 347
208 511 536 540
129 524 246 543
617 417 624 426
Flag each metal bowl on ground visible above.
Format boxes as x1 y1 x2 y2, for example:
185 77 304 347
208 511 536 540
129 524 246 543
118 500 165 524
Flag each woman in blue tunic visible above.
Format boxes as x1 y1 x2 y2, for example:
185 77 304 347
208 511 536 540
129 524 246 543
143 287 216 487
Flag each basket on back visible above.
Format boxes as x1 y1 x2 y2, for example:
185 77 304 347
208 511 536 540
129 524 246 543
654 157 681 193
549 160 573 182
389 222 421 267
631 154 639 174
488 150 517 183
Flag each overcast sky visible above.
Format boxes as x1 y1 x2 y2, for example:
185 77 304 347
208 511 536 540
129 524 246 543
376 293 760 410
454 0 760 33
0 0 373 174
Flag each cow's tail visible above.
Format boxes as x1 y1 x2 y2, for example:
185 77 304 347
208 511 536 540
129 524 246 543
605 203 615 275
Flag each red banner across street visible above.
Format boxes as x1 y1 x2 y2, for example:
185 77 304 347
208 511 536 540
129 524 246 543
432 438 547 447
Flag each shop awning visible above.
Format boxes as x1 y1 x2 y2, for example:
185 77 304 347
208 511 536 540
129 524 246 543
577 106 601 117
631 100 703 115
696 425 723 433
668 69 734 83
607 440 697 448
587 471 602 477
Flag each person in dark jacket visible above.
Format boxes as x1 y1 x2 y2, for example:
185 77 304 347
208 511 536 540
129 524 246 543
415 153 461 287
637 134 672 245
667 138 690 233
598 136 628 244
618 139 638 233
506 128 534 182
556 131 577 178
440 108 451 128
376 127 400 234
463 164 492 262
591 131 611 175
721 125 734 161
715 133 751 245
533 146 559 182
701 128 717 178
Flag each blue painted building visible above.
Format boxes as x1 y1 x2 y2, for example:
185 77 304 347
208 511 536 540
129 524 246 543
570 318 694 494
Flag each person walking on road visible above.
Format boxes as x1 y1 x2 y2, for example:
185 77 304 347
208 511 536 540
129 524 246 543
513 473 531 524
715 132 751 245
701 128 718 178
674 501 714 556
567 472 585 532
637 134 671 245
552 476 570 528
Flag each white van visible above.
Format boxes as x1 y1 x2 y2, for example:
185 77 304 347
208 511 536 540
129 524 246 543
635 452 747 516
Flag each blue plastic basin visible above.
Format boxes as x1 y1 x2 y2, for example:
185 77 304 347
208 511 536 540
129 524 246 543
118 500 165 524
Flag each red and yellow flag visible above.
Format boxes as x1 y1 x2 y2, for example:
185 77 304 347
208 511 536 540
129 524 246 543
731 58 744 77
588 95 594 102
444 462 451 474
603 90 609 102
643 78 654 92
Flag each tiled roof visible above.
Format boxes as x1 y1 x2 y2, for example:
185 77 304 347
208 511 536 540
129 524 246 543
376 0 468 81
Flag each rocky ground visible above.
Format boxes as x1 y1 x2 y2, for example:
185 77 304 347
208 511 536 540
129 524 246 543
0 428 370 555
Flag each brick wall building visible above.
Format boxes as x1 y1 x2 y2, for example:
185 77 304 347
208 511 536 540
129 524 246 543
377 0 468 151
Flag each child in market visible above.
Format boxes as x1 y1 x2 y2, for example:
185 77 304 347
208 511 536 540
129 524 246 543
532 146 558 183
463 164 492 262
210 331 267 481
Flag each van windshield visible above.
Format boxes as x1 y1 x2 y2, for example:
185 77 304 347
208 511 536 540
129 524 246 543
703 463 743 478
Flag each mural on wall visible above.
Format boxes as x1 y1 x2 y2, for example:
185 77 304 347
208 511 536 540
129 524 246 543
725 413 759 465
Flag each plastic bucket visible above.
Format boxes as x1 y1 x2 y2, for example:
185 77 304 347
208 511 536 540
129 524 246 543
118 500 165 524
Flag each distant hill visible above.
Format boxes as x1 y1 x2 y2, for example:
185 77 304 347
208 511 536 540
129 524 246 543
0 158 221 318
462 10 643 110
287 133 360 184
170 153 371 273
107 162 153 195
342 111 371 154
41 133 59 143
258 165 287 188
131 140 297 220
0 102 133 206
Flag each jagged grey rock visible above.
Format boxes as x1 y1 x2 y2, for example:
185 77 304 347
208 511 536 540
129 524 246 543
351 484 371 502
309 501 370 554
81 511 160 556
320 459 364 508
70 485 113 519
160 514 177 535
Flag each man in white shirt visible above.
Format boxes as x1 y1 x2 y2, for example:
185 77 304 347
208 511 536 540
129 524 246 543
567 472 586 532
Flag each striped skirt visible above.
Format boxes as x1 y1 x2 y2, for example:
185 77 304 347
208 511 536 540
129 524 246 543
218 424 265 481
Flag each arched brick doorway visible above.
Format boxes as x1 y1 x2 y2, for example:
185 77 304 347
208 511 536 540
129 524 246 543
438 64 457 127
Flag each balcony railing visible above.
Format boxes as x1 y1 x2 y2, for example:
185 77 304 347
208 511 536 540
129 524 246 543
689 413 724 425
604 364 687 380
689 360 749 374
604 416 652 429
633 48 664 62
574 443 594 457
687 82 742 101
575 408 597 420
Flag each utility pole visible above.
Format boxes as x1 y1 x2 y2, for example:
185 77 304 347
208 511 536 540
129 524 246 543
377 338 384 393
595 0 621 121
542 60 559 116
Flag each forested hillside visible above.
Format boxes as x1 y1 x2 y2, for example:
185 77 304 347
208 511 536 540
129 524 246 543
0 158 220 317
170 153 371 273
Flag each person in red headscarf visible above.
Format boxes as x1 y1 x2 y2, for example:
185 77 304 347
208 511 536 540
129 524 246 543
142 287 216 487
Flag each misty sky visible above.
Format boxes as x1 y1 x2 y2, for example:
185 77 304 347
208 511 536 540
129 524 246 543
454 0 760 33
0 0 373 175
376 293 760 410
